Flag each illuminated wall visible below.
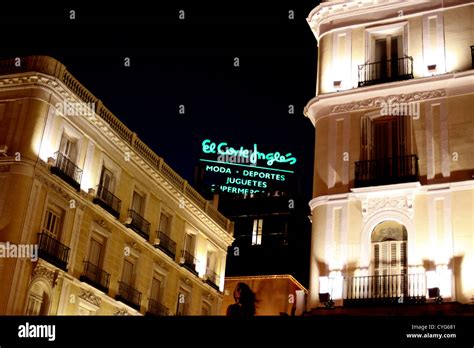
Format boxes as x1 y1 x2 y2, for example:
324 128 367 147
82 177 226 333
0 56 234 316
305 0 474 310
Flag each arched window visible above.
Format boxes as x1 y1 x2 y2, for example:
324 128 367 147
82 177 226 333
371 221 407 297
25 280 51 316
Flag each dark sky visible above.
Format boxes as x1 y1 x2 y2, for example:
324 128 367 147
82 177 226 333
2 0 319 204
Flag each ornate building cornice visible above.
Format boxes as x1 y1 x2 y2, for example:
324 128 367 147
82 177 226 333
331 89 446 114
0 67 234 247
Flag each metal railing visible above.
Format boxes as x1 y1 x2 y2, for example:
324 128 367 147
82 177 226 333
180 250 197 272
355 155 419 188
345 273 426 300
51 151 83 190
358 56 414 87
126 209 150 240
37 233 70 271
80 261 111 293
206 268 220 287
146 299 169 316
116 281 142 310
154 231 176 259
0 56 233 235
93 185 122 219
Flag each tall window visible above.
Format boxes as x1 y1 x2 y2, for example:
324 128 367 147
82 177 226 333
159 213 170 235
252 219 263 245
176 289 190 316
25 281 50 315
59 133 77 163
360 116 409 161
184 233 195 254
201 301 212 316
42 206 64 239
371 221 407 296
150 277 163 302
88 237 104 267
121 259 135 286
99 166 114 196
131 191 144 214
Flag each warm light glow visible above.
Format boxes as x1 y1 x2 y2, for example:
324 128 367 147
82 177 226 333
319 276 329 294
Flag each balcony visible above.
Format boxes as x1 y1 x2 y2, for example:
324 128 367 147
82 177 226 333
180 250 198 275
37 233 70 271
50 151 83 191
115 281 142 311
205 268 220 291
125 209 150 240
79 261 111 293
92 185 122 219
154 231 177 260
344 273 426 306
358 56 414 87
146 299 169 316
354 155 419 188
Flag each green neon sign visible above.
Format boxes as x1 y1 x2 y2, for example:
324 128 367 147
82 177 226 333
201 139 297 167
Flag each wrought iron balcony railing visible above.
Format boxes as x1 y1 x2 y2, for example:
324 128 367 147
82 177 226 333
80 261 111 293
146 299 169 316
358 56 414 87
205 268 220 290
50 151 83 191
180 250 198 274
116 281 142 311
354 155 419 188
93 185 122 219
37 232 70 271
125 209 150 240
154 231 177 259
344 273 426 306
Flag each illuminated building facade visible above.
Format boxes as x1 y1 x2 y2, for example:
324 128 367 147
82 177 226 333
0 56 234 316
305 1 474 311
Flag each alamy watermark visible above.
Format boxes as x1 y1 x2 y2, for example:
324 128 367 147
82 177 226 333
55 100 95 117
0 242 38 262
380 100 420 119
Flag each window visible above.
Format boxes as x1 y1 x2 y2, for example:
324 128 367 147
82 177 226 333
371 221 408 296
150 277 162 302
99 166 114 196
25 281 50 315
184 233 195 254
88 237 104 267
206 250 217 272
159 213 170 235
59 133 77 163
360 115 409 161
252 219 263 245
121 259 135 286
176 289 190 316
131 191 144 214
42 206 64 239
201 301 212 316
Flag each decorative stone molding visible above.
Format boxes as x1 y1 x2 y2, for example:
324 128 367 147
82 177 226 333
32 262 58 287
79 288 102 307
331 89 446 114
34 171 86 209
362 195 413 222
114 308 129 316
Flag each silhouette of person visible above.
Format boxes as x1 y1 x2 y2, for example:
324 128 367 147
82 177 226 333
226 282 257 316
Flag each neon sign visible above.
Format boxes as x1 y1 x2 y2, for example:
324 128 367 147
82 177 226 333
199 139 297 196
202 139 296 167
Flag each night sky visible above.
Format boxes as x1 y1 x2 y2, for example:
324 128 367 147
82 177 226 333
2 1 319 205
